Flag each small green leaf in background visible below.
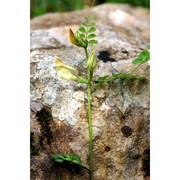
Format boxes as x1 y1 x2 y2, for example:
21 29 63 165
146 44 150 49
88 40 98 44
132 50 150 64
88 27 96 33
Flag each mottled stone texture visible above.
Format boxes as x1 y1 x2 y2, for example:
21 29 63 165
30 3 150 180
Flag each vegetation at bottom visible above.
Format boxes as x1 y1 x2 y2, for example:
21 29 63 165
31 0 150 18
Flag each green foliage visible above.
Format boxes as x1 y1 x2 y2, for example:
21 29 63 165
31 0 150 19
69 16 98 48
105 0 150 8
31 0 84 18
78 16 98 45
95 73 146 86
49 153 90 171
132 49 150 64
31 0 150 18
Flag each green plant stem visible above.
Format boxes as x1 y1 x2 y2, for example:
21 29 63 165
87 74 93 180
84 47 89 60
84 47 94 180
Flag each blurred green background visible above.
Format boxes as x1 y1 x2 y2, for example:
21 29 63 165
31 0 150 19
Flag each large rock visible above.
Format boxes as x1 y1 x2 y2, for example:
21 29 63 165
30 3 150 180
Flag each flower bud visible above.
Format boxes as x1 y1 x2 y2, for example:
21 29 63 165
69 29 79 46
69 29 87 48
87 46 96 70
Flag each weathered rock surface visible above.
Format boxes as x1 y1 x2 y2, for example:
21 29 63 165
30 3 150 180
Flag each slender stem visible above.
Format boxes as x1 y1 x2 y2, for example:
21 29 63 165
84 47 89 60
87 73 93 180
84 47 94 180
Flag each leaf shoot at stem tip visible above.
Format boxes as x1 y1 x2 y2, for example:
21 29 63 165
69 16 98 48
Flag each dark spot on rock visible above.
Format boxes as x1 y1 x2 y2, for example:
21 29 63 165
97 50 115 63
105 146 111 152
121 126 133 137
142 149 150 177
36 107 52 122
36 107 53 146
